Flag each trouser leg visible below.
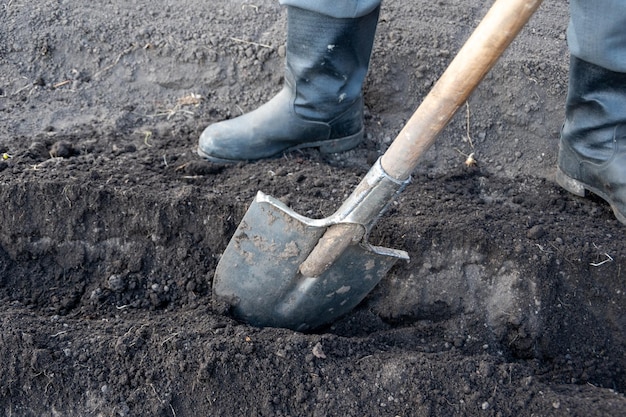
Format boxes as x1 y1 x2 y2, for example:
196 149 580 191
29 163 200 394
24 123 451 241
567 0 626 72
278 0 382 19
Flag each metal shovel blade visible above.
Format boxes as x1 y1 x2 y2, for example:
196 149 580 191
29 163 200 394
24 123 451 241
212 191 409 331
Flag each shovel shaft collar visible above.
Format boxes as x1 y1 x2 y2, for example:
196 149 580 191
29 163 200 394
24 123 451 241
333 157 411 233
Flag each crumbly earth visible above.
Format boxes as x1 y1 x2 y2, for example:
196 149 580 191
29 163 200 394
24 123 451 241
1 0 625 416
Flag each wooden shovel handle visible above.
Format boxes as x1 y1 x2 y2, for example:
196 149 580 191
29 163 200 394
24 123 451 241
381 0 543 181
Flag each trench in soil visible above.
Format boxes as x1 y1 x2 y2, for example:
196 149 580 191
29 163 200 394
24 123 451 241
1 166 625 395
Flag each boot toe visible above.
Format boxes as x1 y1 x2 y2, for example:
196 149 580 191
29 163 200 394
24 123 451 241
197 117 278 163
197 122 242 163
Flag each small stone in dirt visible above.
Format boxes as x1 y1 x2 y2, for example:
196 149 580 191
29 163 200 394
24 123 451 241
50 141 78 158
107 274 126 292
28 141 49 158
312 342 326 359
526 225 546 240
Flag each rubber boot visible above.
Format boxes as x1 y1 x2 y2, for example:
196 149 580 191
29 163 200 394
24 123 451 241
556 56 626 224
197 6 379 163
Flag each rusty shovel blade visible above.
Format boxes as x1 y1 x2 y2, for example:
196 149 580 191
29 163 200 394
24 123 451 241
212 191 408 331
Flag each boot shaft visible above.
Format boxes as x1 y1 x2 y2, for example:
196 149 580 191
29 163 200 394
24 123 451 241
285 6 380 120
562 57 626 162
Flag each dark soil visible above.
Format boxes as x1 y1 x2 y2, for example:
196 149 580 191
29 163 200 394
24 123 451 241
1 0 625 416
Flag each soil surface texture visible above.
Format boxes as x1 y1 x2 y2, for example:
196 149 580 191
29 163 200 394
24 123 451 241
1 0 625 416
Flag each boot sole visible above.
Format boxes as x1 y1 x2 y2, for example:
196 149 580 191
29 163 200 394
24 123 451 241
556 167 626 225
197 129 364 164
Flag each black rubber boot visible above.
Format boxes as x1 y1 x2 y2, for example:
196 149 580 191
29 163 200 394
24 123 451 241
557 56 626 225
197 6 379 163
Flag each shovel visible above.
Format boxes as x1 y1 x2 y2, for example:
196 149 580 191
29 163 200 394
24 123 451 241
212 0 543 331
